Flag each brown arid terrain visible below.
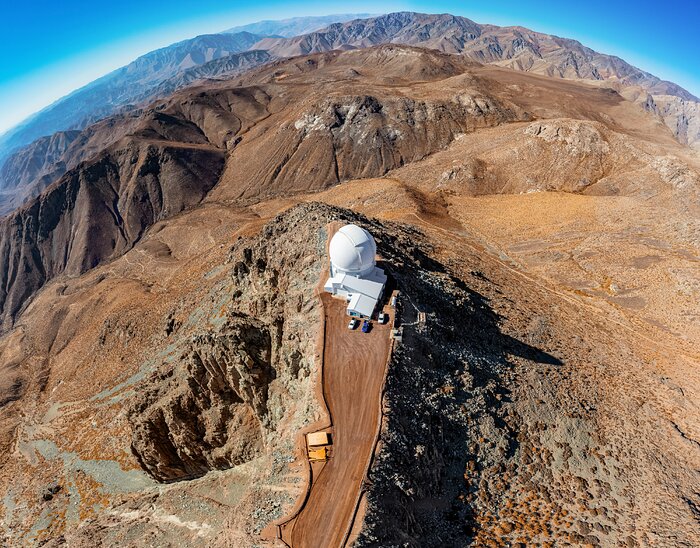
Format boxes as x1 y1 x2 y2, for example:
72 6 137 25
5 11 700 211
0 43 698 547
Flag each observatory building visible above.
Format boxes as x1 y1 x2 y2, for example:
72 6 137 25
324 224 387 318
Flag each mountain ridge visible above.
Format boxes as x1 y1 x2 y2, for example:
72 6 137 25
1 11 698 171
0 44 696 329
0 44 698 545
0 31 270 167
253 12 697 101
221 13 375 37
2 11 700 210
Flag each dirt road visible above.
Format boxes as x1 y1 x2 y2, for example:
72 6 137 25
282 292 392 548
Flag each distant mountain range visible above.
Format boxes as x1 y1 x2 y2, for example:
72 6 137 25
0 14 374 167
1 11 699 192
256 13 696 100
0 31 270 166
221 13 375 37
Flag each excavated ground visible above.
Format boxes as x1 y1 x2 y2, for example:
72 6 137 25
279 293 392 548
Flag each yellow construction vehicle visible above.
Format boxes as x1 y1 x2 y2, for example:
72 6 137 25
306 431 332 461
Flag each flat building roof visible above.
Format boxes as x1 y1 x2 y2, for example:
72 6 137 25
348 293 377 318
307 431 331 447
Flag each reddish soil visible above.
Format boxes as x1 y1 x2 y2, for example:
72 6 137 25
281 292 391 547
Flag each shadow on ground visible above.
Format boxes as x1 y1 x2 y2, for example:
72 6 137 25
353 218 562 546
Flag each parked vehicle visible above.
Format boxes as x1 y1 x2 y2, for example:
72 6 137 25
361 319 371 333
390 295 397 307
378 312 388 324
348 318 359 330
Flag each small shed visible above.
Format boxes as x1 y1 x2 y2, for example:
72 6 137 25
347 293 378 318
306 431 331 447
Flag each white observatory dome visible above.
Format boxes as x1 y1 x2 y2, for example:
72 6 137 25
329 224 377 277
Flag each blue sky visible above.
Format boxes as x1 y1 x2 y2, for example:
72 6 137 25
0 0 698 135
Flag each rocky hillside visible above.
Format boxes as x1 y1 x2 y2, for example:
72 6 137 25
0 14 370 165
0 82 287 325
0 47 531 328
0 130 80 213
252 12 700 149
1 43 696 331
0 138 224 328
0 202 332 544
149 50 273 100
0 50 275 217
0 131 79 192
349 208 699 546
0 43 698 547
0 192 697 545
3 11 699 179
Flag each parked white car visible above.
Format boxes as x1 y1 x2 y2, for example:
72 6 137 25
378 312 388 324
348 318 359 330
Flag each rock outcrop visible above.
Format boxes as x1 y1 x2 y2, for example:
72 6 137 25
226 90 524 201
128 202 334 484
654 94 700 149
129 320 274 482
